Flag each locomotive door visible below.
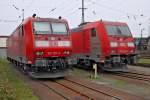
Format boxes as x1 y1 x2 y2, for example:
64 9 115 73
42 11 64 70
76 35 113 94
90 28 101 62
19 26 24 62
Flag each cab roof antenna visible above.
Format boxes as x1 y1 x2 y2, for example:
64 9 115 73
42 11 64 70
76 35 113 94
32 14 36 18
59 16 62 19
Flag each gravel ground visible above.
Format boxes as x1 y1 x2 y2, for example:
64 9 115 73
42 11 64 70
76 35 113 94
128 65 150 74
101 74 150 100
70 67 150 100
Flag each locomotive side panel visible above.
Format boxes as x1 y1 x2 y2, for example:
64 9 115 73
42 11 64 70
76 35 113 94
7 26 23 62
24 20 34 64
97 23 111 59
82 29 90 54
71 31 84 54
18 25 26 64
71 21 136 71
89 27 101 62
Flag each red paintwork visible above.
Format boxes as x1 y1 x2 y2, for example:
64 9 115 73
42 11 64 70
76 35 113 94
7 17 72 64
71 21 135 61
108 36 135 55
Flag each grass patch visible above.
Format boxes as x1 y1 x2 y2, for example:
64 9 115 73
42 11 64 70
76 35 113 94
0 59 38 100
70 67 84 75
88 75 101 81
70 67 102 81
138 58 150 64
116 80 126 87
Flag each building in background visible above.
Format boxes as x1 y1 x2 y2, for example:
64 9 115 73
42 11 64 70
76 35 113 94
149 25 150 37
148 36 150 51
135 36 150 55
0 36 9 58
148 25 150 51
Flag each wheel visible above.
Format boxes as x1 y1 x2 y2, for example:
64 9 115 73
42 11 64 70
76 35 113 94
21 65 28 74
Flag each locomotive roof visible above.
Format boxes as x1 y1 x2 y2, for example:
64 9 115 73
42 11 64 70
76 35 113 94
103 21 127 26
71 20 127 32
11 17 68 35
23 17 67 24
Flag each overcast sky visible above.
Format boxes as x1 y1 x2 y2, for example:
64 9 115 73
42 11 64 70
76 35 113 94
0 0 150 37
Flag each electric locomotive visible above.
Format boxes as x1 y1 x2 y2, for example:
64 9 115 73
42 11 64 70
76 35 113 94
7 16 72 78
70 20 137 71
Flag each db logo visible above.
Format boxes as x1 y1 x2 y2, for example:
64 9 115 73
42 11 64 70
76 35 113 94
120 38 123 41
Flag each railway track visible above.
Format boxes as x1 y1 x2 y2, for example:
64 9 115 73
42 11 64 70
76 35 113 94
11 64 146 100
65 76 147 100
113 71 150 83
41 79 120 100
131 63 150 67
26 75 146 100
36 76 145 100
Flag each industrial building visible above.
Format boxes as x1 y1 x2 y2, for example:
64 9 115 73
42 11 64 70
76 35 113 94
135 36 150 55
0 36 9 58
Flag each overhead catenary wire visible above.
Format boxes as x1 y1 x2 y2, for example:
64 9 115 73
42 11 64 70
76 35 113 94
0 19 19 23
25 0 35 11
86 0 149 26
47 0 68 15
84 0 149 37
59 1 80 16
87 0 150 20
48 0 79 17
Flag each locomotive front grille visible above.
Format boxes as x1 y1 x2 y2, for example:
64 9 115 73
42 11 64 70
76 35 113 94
35 59 48 66
111 56 121 63
34 58 67 72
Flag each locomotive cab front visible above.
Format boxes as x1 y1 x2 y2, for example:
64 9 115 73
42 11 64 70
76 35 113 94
70 21 137 72
27 18 72 78
103 23 137 71
33 21 71 57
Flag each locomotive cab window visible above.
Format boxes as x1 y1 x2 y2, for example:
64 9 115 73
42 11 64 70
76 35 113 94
91 28 97 37
33 22 51 34
106 25 132 36
51 23 68 35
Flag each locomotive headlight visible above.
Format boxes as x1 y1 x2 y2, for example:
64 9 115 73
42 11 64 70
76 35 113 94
58 41 71 47
127 42 134 47
64 50 70 54
110 42 118 47
35 40 49 47
36 51 44 56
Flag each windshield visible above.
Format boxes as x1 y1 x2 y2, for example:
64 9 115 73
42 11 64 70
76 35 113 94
51 23 67 35
33 22 51 34
106 25 132 36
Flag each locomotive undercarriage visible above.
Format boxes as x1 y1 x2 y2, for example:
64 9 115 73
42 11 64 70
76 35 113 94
33 58 67 72
27 58 69 78
101 55 128 72
101 54 137 72
73 54 137 72
8 57 69 78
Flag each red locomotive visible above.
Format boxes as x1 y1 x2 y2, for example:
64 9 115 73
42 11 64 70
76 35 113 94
7 16 72 78
70 20 137 71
